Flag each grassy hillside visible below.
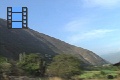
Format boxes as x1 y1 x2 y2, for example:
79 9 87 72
0 18 108 66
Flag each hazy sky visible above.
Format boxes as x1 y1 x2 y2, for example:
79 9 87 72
1 0 120 55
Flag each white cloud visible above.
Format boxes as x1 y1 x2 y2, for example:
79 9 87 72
64 19 91 32
67 29 115 44
82 0 120 8
64 18 116 44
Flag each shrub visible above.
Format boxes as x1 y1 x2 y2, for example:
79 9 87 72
18 53 46 77
47 54 82 79
107 75 114 79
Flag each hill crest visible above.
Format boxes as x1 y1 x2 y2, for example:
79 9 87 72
0 18 108 65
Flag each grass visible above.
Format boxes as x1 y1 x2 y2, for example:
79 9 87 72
78 70 119 79
80 71 101 79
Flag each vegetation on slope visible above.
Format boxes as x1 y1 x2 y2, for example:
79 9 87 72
0 53 120 80
47 54 82 79
0 18 108 66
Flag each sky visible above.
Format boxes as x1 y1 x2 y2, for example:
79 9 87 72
0 0 120 56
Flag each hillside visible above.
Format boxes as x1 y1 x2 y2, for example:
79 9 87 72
0 18 108 65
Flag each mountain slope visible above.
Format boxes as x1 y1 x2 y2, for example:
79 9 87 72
0 18 108 65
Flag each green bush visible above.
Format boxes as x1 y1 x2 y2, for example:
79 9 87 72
47 54 82 79
18 53 46 77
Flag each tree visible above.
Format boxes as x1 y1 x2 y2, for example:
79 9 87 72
9 59 25 76
0 56 7 63
0 56 10 73
47 54 82 79
18 53 46 77
0 56 11 80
